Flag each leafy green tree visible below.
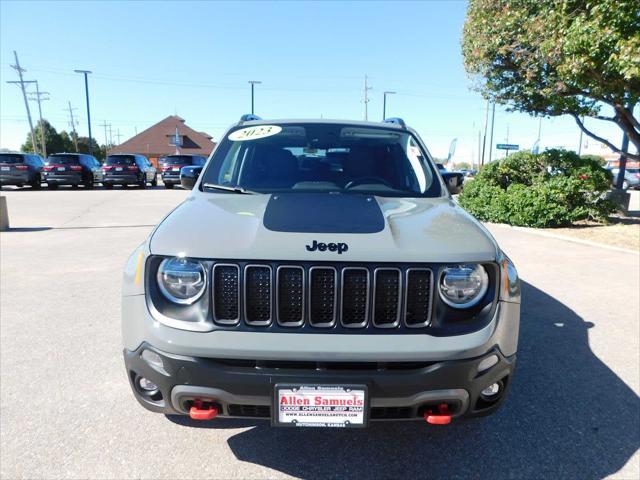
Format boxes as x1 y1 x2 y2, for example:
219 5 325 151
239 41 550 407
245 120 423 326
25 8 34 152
21 120 73 156
455 161 472 170
462 0 640 160
76 136 104 161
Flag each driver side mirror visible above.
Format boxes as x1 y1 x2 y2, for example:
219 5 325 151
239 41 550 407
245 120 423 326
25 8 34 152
441 172 463 195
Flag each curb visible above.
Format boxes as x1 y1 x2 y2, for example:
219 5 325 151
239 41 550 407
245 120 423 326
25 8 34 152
488 223 639 255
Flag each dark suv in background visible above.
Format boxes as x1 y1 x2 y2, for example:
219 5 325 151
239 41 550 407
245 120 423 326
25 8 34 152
102 154 157 189
159 154 207 189
43 153 103 189
0 152 44 189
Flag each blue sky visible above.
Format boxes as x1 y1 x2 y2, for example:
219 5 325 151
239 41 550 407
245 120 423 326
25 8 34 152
0 0 629 164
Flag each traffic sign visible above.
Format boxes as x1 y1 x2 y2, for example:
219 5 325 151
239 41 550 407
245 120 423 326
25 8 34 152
497 143 519 150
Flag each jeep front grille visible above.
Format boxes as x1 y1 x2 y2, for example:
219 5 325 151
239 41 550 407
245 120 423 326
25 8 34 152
211 262 434 330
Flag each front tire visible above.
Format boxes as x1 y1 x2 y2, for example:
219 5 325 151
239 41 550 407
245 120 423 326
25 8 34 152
151 175 158 187
165 183 174 189
48 183 58 190
103 183 113 189
30 176 42 189
139 177 147 189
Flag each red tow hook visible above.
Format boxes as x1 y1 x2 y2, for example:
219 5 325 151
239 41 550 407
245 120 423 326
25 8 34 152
424 403 452 425
189 400 219 420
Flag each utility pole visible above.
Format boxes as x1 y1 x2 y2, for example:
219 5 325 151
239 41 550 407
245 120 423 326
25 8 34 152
74 70 93 155
66 101 79 152
382 91 395 120
248 80 261 114
477 130 482 170
115 129 123 144
7 51 37 154
28 81 49 157
363 75 372 121
99 120 109 148
481 100 490 165
108 124 113 146
487 102 496 165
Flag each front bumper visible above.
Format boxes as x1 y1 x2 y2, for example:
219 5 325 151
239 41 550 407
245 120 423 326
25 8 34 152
124 343 515 421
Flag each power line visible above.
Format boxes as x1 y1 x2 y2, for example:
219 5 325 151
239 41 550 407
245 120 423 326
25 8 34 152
6 51 38 154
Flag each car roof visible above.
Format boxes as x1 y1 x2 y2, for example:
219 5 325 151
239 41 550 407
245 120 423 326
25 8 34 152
237 118 408 130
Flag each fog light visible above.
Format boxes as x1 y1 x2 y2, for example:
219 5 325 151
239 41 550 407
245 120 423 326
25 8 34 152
477 354 499 373
141 349 168 375
481 383 500 397
138 377 158 392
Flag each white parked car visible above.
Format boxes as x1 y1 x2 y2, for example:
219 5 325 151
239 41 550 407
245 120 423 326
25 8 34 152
122 116 520 427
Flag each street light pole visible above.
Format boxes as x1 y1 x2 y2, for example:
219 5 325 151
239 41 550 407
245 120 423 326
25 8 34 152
382 91 395 120
248 80 261 114
74 70 93 155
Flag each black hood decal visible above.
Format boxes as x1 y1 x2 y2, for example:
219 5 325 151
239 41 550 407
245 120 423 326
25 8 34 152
263 193 385 234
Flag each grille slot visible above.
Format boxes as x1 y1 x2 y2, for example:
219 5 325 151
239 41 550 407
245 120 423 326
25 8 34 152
277 266 304 326
405 269 433 327
227 404 271 418
309 267 337 327
373 268 402 327
212 264 240 324
244 265 272 325
341 268 370 327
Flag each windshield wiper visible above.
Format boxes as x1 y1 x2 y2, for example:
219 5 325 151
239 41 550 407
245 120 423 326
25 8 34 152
202 183 257 194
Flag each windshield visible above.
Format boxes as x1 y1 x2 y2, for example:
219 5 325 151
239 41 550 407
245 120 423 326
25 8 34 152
0 154 25 164
106 155 136 166
159 155 193 166
201 123 440 197
47 155 80 165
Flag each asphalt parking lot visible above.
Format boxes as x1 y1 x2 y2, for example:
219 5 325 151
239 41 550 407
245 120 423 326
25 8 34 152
1 187 638 480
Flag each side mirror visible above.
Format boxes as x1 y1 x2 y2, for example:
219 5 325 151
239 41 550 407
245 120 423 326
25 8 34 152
180 166 202 190
441 172 463 195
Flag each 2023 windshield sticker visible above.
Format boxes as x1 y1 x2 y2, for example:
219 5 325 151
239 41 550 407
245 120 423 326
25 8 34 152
228 125 283 141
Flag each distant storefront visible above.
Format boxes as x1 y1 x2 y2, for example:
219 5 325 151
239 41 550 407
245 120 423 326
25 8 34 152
107 115 216 167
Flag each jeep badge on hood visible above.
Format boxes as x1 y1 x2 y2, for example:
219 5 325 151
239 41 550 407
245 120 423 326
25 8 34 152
306 240 349 254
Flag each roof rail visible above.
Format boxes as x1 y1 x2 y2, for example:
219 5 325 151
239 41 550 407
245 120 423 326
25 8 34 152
239 114 262 123
382 117 407 128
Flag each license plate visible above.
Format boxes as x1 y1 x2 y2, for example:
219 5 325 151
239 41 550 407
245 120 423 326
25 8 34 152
116 167 123 171
274 385 367 428
57 167 65 171
1 167 9 171
172 167 180 172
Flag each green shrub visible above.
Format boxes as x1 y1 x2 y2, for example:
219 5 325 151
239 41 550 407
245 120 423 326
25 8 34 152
459 149 615 228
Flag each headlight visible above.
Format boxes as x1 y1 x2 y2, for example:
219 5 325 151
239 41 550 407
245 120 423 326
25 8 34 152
439 264 489 309
157 257 207 304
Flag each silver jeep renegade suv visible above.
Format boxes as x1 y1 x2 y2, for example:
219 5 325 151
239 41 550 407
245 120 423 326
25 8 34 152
122 115 520 427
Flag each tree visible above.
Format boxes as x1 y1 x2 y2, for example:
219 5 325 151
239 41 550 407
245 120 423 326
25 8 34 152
76 136 104 161
455 161 472 170
462 0 640 160
21 120 73 156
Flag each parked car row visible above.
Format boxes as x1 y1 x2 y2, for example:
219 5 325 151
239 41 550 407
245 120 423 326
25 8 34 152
606 167 640 190
0 152 208 190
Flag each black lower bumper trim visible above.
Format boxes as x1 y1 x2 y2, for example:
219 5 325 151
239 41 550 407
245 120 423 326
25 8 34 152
124 343 515 420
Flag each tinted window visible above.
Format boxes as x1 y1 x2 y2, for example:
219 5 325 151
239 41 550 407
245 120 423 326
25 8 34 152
159 155 193 166
0 154 26 164
193 156 207 166
47 155 81 165
201 123 440 197
106 155 136 166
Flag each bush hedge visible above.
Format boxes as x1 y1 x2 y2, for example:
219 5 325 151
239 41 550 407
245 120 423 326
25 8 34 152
458 149 615 228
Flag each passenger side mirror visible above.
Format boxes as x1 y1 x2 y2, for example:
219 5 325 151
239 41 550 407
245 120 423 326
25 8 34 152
441 172 463 195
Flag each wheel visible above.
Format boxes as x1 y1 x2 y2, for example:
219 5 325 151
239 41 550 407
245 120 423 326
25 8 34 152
139 177 147 189
103 183 113 189
165 183 174 189
84 177 94 189
622 180 629 190
30 176 42 189
72 184 79 189
151 175 158 187
48 183 58 190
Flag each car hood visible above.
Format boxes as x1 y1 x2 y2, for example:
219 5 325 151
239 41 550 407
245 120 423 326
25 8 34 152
150 192 498 263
